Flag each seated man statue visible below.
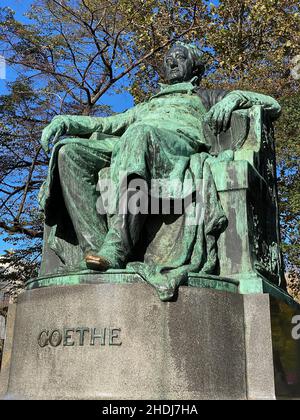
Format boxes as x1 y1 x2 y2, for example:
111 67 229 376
39 42 281 300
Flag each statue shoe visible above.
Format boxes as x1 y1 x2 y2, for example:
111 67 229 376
157 290 174 302
156 285 176 302
85 254 112 271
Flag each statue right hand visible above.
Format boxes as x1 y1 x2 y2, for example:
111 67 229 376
40 116 67 153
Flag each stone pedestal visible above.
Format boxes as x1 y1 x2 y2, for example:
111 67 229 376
0 284 276 400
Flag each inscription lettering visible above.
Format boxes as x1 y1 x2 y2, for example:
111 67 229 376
37 327 122 347
49 329 62 347
76 327 89 346
37 330 49 348
109 328 122 346
63 328 75 346
90 327 106 345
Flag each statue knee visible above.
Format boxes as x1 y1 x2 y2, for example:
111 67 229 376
57 143 80 164
57 144 84 180
122 123 153 147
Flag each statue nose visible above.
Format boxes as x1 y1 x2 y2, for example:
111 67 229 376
170 60 178 69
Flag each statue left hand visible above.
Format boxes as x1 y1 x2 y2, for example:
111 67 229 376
204 96 240 135
40 116 67 154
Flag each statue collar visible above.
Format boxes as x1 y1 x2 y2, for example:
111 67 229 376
150 77 198 99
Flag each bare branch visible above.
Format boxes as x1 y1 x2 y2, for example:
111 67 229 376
91 23 201 105
0 220 43 239
15 146 42 222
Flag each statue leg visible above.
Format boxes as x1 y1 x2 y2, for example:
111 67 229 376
57 143 109 256
85 123 172 270
85 177 148 270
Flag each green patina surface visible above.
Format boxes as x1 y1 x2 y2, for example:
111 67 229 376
26 271 142 290
26 272 300 313
26 272 239 295
188 273 239 293
37 42 284 301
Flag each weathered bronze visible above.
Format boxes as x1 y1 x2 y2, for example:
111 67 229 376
38 42 282 300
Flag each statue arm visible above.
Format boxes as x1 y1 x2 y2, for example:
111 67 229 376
204 90 281 135
60 115 105 136
224 90 281 120
40 108 136 153
62 108 136 136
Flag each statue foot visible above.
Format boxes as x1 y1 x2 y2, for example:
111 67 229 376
85 254 111 271
156 286 175 302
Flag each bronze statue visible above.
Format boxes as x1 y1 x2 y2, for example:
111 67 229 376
39 42 281 300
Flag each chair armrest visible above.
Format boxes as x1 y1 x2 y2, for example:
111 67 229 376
204 105 276 181
204 109 250 156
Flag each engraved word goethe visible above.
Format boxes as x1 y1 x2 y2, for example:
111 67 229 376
37 327 122 347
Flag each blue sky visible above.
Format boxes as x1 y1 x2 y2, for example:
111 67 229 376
0 0 134 109
0 1 34 253
0 0 134 254
0 0 33 91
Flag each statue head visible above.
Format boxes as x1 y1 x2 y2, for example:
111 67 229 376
163 42 205 85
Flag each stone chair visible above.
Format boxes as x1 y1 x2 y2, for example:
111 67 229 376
207 105 284 293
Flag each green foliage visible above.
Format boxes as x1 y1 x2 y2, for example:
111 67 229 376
276 94 300 270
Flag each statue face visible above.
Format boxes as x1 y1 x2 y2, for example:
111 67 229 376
164 46 193 84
